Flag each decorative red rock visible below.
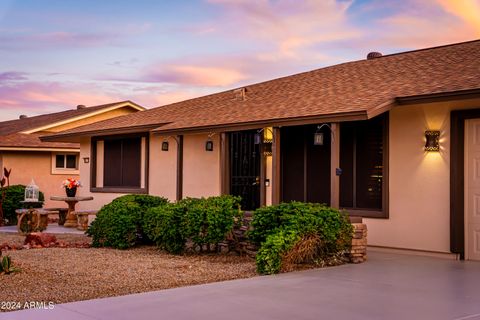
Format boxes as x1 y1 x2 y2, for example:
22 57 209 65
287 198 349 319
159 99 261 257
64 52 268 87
24 233 57 247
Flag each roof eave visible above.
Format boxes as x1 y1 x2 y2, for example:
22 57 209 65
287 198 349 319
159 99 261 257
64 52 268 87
151 111 370 135
40 124 165 143
395 88 480 105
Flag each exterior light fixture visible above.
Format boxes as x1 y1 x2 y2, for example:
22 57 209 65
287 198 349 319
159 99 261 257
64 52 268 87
205 139 214 151
314 131 324 145
254 133 262 145
82 157 90 164
162 141 169 151
425 130 440 152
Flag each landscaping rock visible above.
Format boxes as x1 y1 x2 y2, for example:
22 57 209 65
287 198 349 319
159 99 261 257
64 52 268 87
24 233 57 247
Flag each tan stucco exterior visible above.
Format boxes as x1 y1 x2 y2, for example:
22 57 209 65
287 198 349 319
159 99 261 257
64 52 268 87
74 97 480 254
366 97 480 253
183 134 221 198
149 135 178 201
0 151 77 208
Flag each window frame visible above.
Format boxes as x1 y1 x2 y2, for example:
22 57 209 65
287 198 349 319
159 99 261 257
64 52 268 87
51 152 79 175
90 133 149 194
339 113 389 219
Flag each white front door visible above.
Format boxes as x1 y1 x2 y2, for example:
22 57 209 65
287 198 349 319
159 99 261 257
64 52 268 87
465 119 480 260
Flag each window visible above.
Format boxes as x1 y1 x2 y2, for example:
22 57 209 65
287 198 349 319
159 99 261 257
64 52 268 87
52 153 79 174
103 137 142 188
340 113 388 218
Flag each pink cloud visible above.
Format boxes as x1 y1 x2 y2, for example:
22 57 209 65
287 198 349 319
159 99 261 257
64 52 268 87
143 64 247 87
206 0 360 60
0 71 28 81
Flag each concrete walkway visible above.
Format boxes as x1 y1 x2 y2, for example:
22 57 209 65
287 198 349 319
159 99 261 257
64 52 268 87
2 251 480 320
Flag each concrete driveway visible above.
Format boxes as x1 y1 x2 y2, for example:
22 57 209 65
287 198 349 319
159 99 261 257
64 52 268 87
2 251 480 320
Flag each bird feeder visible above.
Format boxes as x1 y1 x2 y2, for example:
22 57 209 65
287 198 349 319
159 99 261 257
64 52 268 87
24 179 39 202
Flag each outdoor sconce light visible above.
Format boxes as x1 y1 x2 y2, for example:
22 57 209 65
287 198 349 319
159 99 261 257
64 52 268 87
82 157 90 164
161 141 169 151
205 139 214 151
314 131 324 145
424 130 440 152
254 133 262 145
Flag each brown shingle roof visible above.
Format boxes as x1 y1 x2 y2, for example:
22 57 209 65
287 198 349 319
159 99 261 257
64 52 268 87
0 101 142 149
43 39 480 141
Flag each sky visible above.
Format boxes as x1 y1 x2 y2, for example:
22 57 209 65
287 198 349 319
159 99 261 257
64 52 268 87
0 0 479 121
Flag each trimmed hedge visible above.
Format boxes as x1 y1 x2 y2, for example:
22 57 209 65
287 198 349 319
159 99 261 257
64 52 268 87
86 194 169 249
0 185 44 225
249 202 353 274
143 195 243 254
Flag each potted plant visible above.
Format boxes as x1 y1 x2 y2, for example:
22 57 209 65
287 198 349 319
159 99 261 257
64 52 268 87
62 178 81 197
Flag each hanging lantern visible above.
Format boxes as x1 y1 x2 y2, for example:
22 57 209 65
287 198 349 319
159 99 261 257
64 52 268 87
24 179 39 202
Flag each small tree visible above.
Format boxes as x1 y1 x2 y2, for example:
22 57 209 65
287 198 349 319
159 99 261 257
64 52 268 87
0 167 11 226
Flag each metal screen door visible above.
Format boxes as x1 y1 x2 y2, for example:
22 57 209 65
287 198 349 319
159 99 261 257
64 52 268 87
229 131 260 210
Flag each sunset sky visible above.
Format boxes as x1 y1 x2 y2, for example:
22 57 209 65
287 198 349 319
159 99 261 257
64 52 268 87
0 0 479 121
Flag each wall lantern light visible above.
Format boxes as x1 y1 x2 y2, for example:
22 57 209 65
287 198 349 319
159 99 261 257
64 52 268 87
161 141 169 151
254 133 262 145
82 157 90 164
424 130 440 152
205 139 214 151
313 131 324 145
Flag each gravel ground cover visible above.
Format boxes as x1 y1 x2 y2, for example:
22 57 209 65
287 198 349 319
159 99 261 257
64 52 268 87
0 232 256 312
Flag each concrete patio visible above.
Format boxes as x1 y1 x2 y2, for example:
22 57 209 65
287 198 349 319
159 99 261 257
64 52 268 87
2 250 480 320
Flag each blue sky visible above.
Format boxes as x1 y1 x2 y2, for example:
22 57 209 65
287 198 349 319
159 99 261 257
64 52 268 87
0 0 478 120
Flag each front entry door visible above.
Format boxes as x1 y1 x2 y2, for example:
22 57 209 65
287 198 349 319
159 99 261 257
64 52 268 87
465 119 480 260
229 131 261 210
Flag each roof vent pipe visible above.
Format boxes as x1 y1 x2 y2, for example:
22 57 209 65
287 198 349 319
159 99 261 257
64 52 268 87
19 115 28 119
367 52 383 60
77 104 87 110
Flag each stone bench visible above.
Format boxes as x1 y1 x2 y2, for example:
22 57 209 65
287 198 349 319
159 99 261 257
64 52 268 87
15 208 59 234
43 207 69 225
73 210 98 231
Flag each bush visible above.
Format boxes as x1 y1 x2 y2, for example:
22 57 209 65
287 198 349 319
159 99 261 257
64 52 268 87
143 202 187 254
86 194 169 249
0 185 44 225
250 202 353 274
143 195 243 254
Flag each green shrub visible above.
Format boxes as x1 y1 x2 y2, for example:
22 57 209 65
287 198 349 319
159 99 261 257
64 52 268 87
0 185 44 225
255 229 300 275
87 194 168 249
144 202 187 254
183 195 242 249
143 195 243 254
250 202 353 274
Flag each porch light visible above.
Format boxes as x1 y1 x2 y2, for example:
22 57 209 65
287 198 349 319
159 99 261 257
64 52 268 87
254 133 262 145
24 179 39 202
205 139 214 151
314 132 324 145
425 130 440 152
162 141 169 151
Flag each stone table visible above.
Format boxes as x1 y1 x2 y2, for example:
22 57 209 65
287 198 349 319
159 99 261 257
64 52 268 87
50 196 94 228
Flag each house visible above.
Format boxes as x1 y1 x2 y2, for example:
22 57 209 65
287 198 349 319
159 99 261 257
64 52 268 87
42 39 480 260
0 101 144 207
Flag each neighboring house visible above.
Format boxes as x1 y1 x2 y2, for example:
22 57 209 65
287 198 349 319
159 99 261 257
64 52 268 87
0 101 144 207
43 39 480 260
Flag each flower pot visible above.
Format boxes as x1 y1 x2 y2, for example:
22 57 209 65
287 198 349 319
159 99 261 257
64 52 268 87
65 187 77 197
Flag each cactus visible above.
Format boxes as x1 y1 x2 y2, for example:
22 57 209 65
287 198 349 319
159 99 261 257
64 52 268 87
0 255 20 275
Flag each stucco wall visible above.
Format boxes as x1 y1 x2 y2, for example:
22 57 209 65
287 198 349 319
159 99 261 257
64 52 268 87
149 134 177 201
0 151 78 208
183 134 221 198
366 97 480 253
